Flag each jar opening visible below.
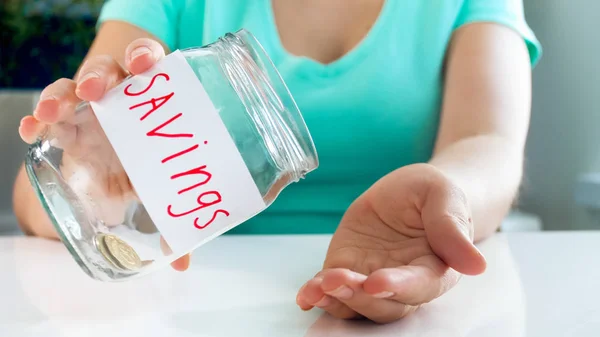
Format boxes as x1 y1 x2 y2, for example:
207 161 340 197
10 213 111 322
212 29 318 182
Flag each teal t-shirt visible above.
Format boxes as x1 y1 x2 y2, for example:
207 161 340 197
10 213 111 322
98 0 542 234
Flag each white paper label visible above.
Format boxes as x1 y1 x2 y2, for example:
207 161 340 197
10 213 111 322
90 51 265 254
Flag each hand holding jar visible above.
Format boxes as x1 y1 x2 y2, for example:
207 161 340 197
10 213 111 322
19 38 197 271
20 31 318 281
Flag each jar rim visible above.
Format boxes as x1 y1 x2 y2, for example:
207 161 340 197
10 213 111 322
217 29 319 181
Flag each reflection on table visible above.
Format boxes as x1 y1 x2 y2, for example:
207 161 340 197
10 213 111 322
0 232 598 336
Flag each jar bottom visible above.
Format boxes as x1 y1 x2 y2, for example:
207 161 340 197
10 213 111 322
25 140 295 281
25 142 163 281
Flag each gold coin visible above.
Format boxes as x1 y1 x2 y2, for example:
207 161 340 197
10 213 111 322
103 234 142 271
95 234 121 269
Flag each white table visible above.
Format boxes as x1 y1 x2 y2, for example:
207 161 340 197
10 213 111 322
0 232 598 337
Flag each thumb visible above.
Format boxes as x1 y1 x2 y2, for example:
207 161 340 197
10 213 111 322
421 178 487 276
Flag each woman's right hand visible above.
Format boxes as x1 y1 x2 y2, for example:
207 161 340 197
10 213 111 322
20 38 166 145
20 38 165 224
18 38 192 271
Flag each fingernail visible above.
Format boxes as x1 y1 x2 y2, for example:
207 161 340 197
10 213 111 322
38 94 57 103
314 296 332 308
19 118 28 129
34 96 58 120
131 46 152 60
78 71 100 84
372 291 395 299
326 285 353 300
313 276 324 284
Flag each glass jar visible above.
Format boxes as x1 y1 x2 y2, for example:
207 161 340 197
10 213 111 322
25 29 318 282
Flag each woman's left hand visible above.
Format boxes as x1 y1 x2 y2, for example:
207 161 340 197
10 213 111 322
296 163 487 323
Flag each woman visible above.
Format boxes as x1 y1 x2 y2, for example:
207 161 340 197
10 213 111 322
13 0 541 323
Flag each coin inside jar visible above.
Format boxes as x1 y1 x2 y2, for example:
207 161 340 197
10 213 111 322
95 234 142 271
95 234 120 269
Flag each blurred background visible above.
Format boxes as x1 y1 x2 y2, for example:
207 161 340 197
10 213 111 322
1 0 599 234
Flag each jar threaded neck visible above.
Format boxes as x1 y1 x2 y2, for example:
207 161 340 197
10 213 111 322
214 32 312 182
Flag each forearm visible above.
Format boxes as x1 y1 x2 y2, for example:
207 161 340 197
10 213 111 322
13 165 58 238
428 22 533 241
429 134 524 242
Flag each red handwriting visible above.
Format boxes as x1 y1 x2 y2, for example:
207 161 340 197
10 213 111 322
125 73 170 96
167 191 222 217
130 92 174 121
124 70 228 231
146 113 193 138
161 144 199 163
195 210 230 229
170 165 212 194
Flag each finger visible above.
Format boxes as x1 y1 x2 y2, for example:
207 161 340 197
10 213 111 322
315 297 359 320
363 260 461 306
34 78 79 124
160 236 173 255
124 38 166 75
170 254 190 271
296 274 344 310
329 290 413 323
320 269 413 323
19 116 46 144
298 270 362 319
422 178 487 275
296 291 360 319
76 55 129 101
296 283 314 311
320 268 367 299
40 105 98 155
317 269 366 319
296 276 326 311
158 236 190 271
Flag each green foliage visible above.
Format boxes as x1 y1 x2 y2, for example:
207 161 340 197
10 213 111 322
1 0 104 88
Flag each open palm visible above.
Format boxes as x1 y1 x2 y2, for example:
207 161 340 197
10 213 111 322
296 164 487 323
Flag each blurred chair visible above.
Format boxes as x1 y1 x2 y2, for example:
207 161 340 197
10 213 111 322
0 90 39 234
575 173 600 227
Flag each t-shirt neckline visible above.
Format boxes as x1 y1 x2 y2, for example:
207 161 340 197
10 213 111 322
262 0 394 78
